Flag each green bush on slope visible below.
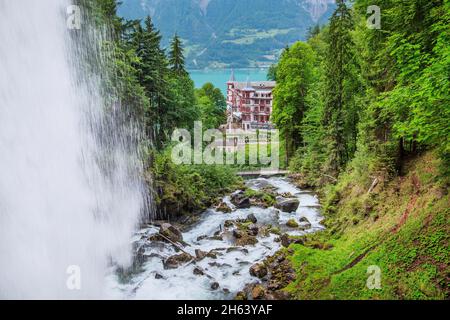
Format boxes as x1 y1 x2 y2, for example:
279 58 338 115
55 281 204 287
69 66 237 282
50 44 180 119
147 148 243 218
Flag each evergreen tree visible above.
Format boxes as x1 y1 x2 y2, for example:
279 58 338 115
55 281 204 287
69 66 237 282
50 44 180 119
132 16 171 144
267 64 277 81
168 34 187 75
322 0 355 175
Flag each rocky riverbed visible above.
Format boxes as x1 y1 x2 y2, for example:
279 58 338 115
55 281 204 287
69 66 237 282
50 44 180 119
108 177 324 300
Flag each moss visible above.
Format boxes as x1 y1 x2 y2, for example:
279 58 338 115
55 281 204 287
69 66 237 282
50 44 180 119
269 226 282 235
244 188 277 207
286 219 299 228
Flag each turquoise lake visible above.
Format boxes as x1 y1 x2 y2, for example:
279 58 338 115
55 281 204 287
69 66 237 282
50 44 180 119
189 69 268 95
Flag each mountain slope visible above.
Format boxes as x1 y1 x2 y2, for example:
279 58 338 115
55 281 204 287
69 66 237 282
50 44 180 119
286 151 449 299
118 0 336 68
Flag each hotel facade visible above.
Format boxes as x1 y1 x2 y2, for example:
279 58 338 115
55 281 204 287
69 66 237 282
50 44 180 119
225 71 276 131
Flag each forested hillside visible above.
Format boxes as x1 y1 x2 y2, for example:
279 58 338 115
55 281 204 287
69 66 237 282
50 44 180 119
270 0 449 299
117 0 336 68
79 0 240 219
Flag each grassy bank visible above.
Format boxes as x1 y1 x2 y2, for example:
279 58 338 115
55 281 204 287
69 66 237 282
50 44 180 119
284 151 448 299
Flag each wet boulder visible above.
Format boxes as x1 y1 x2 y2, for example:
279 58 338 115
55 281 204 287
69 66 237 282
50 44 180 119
280 234 305 247
233 229 244 239
269 226 281 235
195 249 208 261
251 285 266 300
246 213 257 224
196 235 208 241
226 247 249 254
280 192 293 198
236 235 258 246
154 272 165 280
299 217 310 224
267 279 282 291
298 217 312 230
250 179 270 189
275 198 300 213
299 222 312 231
207 235 223 241
206 250 220 259
216 201 232 213
249 263 268 279
193 266 205 276
235 291 247 300
159 223 183 243
286 219 299 228
233 227 258 246
211 282 220 290
248 224 259 236
230 191 251 209
163 253 193 269
224 220 234 228
272 290 292 300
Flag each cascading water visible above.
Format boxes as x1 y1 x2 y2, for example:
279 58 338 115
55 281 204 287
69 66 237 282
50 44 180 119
0 0 146 299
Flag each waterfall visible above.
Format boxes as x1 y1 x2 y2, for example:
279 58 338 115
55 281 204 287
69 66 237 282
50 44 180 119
0 0 146 299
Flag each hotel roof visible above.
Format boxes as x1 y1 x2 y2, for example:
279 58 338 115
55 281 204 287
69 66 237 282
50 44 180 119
230 81 276 90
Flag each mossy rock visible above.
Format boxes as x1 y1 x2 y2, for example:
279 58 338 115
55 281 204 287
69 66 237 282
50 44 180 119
286 219 299 228
269 226 281 235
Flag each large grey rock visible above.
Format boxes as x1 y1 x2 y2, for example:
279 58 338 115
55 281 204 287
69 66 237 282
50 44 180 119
216 201 232 213
193 266 205 276
275 198 300 213
246 213 257 224
248 224 259 236
211 282 220 290
163 253 193 269
159 223 183 243
249 263 268 278
230 191 251 209
195 249 207 261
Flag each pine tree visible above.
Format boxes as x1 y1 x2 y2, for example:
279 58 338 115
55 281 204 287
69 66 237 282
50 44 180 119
168 34 187 75
323 0 355 175
131 16 171 144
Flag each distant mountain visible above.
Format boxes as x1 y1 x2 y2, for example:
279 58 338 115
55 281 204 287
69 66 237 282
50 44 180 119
118 0 336 69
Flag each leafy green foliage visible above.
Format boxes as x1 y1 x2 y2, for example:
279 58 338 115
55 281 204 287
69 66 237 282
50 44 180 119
283 0 449 185
149 148 243 218
272 42 315 159
195 83 227 130
277 0 449 300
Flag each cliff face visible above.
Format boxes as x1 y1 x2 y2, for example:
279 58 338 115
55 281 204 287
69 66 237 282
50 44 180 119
118 0 336 68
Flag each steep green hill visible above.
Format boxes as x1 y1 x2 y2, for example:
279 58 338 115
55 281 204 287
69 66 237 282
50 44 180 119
117 0 336 68
286 151 449 299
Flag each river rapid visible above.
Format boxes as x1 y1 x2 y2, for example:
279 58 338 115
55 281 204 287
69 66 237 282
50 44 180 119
109 176 324 300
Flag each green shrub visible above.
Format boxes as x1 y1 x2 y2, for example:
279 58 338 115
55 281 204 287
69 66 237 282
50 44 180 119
148 148 243 218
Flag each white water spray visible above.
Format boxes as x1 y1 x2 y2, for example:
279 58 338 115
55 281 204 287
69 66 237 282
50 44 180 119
0 0 145 299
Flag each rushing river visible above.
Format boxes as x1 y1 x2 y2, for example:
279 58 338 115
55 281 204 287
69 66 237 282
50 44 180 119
109 177 324 300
